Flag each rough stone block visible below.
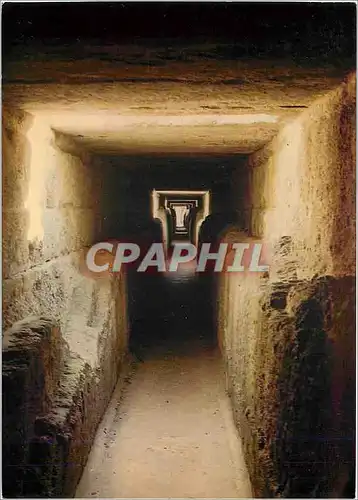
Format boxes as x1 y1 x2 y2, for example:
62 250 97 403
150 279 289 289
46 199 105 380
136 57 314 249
3 209 30 279
2 317 67 497
3 317 66 407
218 220 355 498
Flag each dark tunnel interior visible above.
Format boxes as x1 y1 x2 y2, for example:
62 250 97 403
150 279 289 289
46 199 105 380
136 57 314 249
2 3 356 499
96 156 239 360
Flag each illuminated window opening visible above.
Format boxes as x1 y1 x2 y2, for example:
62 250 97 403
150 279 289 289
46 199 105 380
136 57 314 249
152 190 211 250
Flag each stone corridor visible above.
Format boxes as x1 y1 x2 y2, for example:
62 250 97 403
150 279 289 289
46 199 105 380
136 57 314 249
2 3 356 499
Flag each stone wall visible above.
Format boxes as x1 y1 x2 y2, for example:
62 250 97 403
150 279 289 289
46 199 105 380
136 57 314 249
247 73 356 280
3 110 101 330
218 74 356 497
2 108 129 497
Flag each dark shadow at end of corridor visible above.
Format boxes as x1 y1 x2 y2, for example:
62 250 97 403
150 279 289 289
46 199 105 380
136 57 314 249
127 269 217 360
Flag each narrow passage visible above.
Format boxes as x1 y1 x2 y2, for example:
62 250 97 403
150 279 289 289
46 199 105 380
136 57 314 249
76 274 252 498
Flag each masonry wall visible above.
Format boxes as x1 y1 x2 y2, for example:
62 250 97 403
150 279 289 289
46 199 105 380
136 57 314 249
2 108 129 497
218 74 356 497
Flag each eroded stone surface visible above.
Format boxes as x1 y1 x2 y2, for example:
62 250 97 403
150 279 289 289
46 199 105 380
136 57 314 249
3 42 354 154
217 75 355 498
2 29 355 500
245 73 356 280
2 107 129 498
218 228 355 497
3 299 129 498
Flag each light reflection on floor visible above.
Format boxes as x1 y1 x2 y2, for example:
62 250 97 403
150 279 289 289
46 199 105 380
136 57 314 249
164 241 198 282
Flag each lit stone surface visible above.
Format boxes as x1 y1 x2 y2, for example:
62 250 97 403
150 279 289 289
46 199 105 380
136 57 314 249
217 74 356 497
2 34 355 499
3 42 353 153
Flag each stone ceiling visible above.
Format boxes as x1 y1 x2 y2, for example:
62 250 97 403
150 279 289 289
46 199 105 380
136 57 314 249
3 42 354 154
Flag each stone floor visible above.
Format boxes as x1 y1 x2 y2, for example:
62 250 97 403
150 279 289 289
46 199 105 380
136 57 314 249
76 341 252 498
76 271 252 498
